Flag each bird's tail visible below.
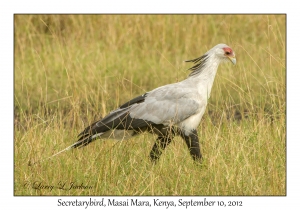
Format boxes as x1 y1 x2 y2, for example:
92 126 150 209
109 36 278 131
73 132 102 149
28 133 102 166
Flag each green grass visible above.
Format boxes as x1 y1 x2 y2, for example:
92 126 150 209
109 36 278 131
14 14 286 195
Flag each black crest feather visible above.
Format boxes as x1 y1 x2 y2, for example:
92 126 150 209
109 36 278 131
185 54 209 77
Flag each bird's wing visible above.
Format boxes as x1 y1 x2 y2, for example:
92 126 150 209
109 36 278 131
129 83 203 125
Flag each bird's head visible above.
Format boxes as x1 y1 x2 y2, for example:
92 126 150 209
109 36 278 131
212 44 236 65
185 43 236 77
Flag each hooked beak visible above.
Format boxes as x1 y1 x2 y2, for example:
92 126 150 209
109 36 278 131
228 56 236 65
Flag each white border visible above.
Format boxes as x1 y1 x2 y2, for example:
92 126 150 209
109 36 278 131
2 1 298 209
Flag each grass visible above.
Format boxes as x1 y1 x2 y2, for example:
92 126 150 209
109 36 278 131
14 14 286 195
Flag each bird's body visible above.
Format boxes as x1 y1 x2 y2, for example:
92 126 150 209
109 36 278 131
50 43 236 163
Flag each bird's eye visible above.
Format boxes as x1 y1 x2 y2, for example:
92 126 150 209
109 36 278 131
225 51 231 55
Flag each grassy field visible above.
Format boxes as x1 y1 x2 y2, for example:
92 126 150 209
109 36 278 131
14 14 286 195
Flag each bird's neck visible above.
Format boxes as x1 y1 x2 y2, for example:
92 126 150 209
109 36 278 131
187 55 220 98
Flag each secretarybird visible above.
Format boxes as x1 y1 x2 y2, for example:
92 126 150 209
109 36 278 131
51 43 236 163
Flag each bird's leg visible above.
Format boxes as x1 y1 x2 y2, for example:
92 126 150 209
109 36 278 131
181 129 202 162
150 136 172 163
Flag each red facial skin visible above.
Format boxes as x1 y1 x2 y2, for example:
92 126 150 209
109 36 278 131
223 47 234 56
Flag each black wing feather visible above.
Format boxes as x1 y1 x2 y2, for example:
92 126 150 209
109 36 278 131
74 93 153 148
77 93 148 137
119 93 148 109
